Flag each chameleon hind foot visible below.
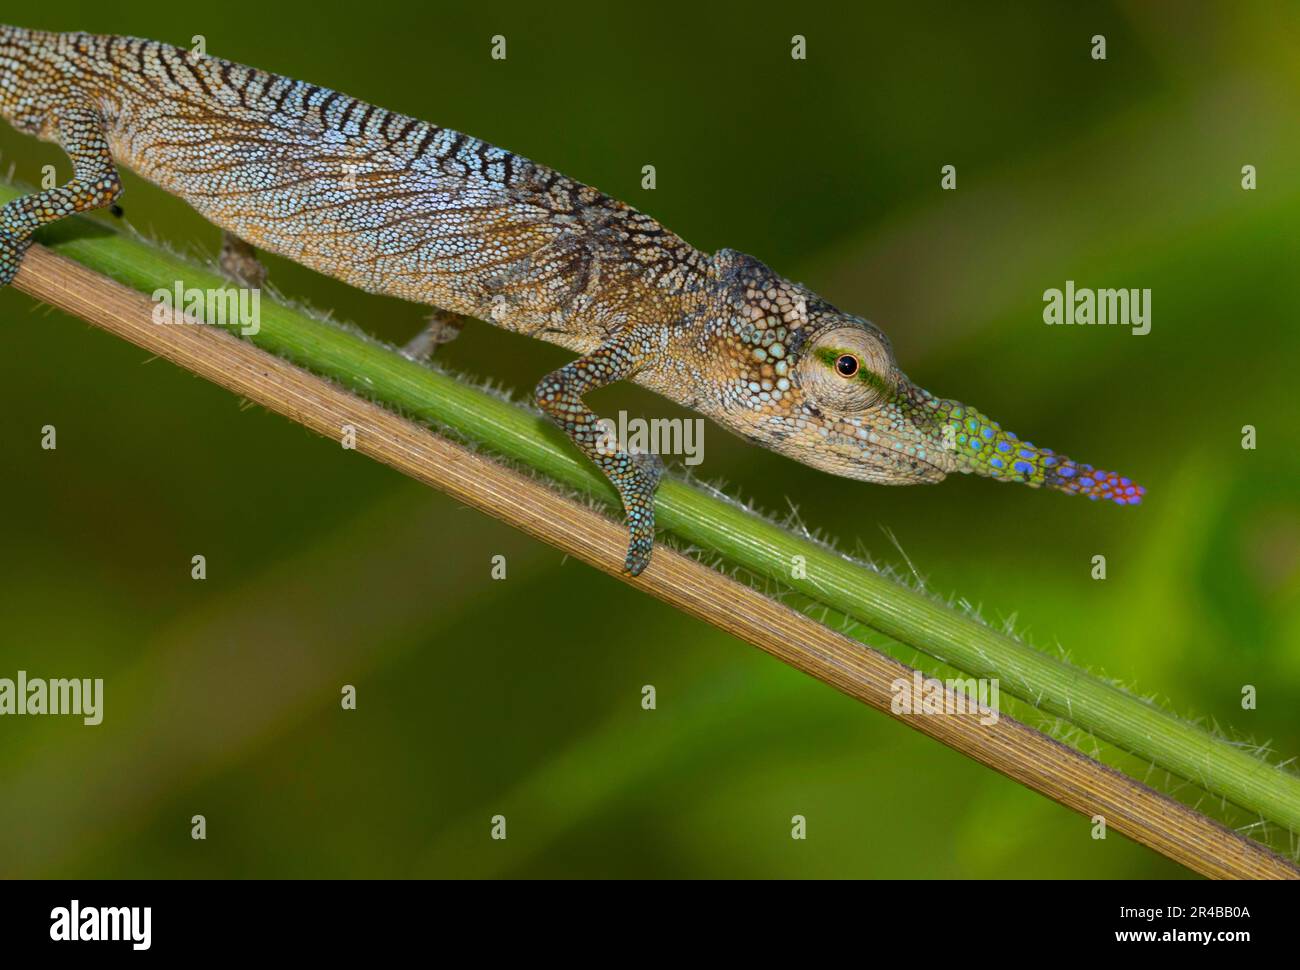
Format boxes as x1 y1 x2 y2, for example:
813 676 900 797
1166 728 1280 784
402 309 465 361
0 228 32 287
0 106 122 289
219 231 267 289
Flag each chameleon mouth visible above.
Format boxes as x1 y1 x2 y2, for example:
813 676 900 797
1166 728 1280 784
938 401 1145 505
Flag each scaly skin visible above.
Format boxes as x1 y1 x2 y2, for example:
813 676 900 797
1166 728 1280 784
0 26 1143 575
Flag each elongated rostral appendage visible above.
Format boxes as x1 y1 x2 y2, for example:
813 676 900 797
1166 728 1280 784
928 395 1145 504
0 30 1145 574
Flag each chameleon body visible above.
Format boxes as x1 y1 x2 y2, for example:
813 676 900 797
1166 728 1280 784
0 26 1143 575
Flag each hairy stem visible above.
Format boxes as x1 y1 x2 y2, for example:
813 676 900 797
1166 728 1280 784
10 185 1300 841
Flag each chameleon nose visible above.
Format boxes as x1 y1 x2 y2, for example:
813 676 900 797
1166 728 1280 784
942 402 1145 505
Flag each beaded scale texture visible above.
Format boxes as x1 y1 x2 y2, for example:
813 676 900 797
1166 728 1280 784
0 26 1143 575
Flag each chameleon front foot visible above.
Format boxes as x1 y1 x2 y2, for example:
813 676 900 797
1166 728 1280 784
402 309 465 362
0 227 32 287
619 451 664 576
533 334 664 576
219 231 268 289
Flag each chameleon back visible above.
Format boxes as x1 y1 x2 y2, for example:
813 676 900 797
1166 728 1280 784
0 27 708 351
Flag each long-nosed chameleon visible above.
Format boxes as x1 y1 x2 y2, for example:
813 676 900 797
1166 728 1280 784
0 26 1143 575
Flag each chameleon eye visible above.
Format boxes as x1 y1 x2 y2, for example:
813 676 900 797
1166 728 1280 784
801 327 895 411
834 353 860 378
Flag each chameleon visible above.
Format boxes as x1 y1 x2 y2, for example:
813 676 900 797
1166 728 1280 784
0 26 1143 576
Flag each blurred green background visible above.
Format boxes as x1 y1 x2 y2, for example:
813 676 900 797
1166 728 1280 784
1 1 1297 878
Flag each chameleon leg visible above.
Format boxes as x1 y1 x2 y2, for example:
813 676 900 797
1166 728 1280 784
402 308 465 361
535 335 663 576
219 231 268 289
0 106 122 287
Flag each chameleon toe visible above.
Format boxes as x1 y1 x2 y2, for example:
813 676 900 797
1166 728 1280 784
0 229 31 287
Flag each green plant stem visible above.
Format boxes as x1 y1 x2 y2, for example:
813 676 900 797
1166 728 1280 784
12 187 1300 838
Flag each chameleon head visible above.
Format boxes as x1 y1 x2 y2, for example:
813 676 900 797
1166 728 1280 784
703 249 1145 505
